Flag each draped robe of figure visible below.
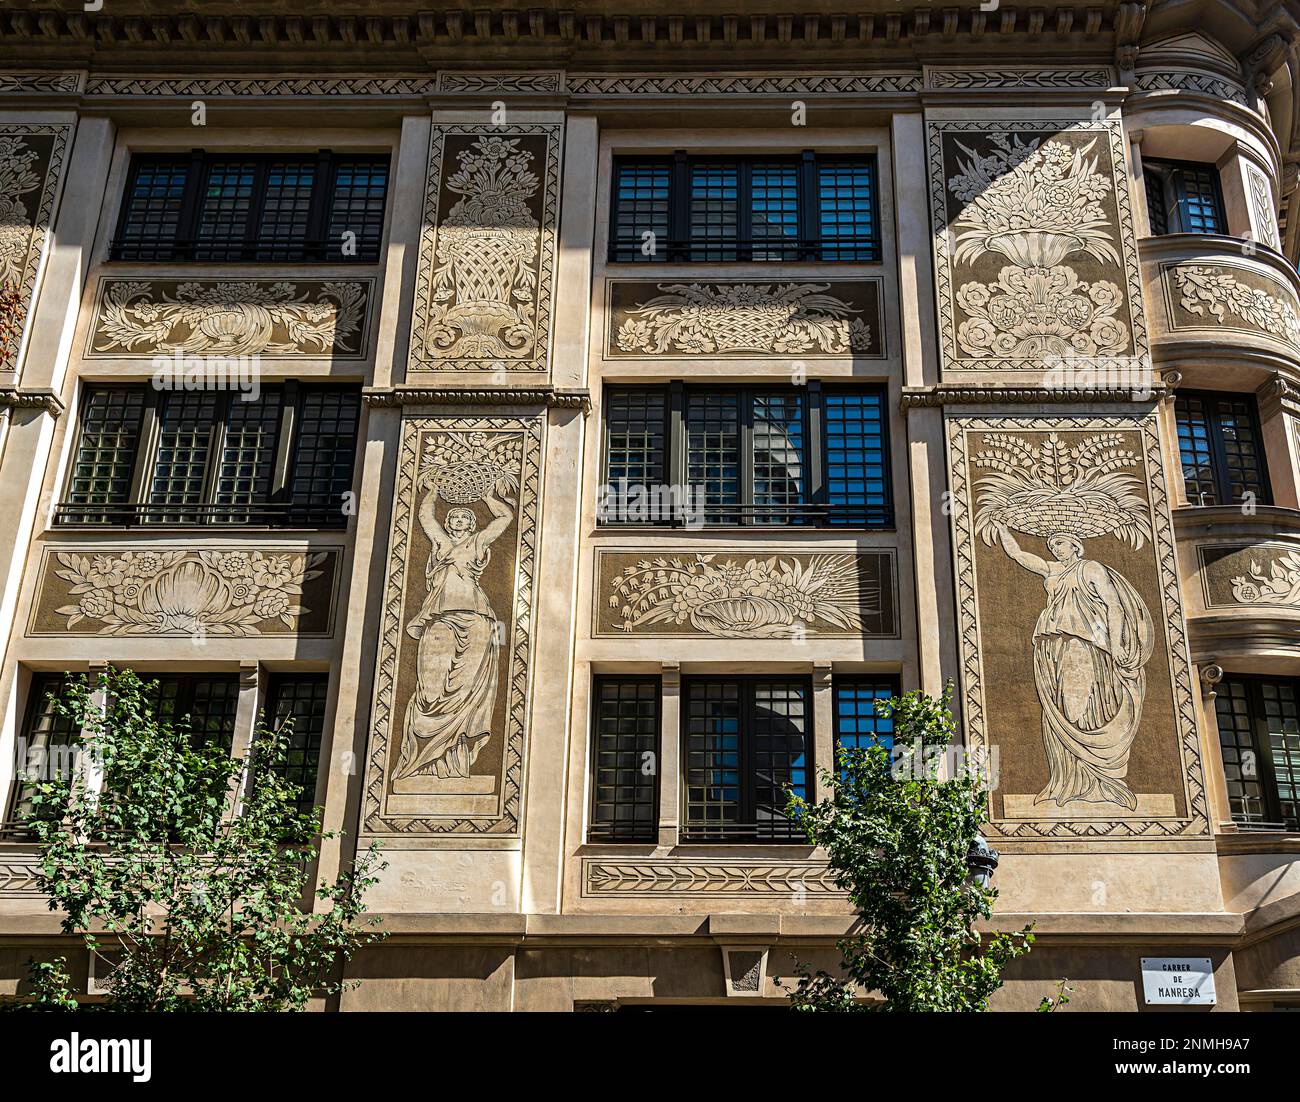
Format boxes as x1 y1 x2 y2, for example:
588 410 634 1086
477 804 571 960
396 536 500 780
1032 555 1154 809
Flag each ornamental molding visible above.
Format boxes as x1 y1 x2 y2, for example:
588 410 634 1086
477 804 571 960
0 72 84 94
927 118 1148 375
87 279 372 359
1249 165 1281 251
0 859 40 896
581 858 844 897
925 67 1115 90
29 548 342 638
567 72 921 95
0 125 72 374
1132 68 1250 106
362 415 542 836
901 384 1172 409
436 71 564 94
408 125 562 374
0 388 63 415
947 413 1209 842
84 76 440 97
606 280 884 359
363 386 588 410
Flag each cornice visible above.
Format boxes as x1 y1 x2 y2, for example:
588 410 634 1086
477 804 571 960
0 6 1121 70
362 386 590 411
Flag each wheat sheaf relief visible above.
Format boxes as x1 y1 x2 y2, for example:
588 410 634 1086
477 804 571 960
973 433 1155 811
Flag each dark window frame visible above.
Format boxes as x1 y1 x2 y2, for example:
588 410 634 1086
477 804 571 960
832 675 900 757
1174 388 1272 507
264 672 331 818
587 675 662 844
680 674 812 844
599 382 893 528
55 381 361 529
4 670 241 833
1143 157 1228 237
110 150 390 263
1214 675 1300 833
608 150 881 263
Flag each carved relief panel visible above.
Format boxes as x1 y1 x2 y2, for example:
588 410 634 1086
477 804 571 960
1197 543 1300 610
0 124 71 373
87 280 373 359
594 549 897 638
927 119 1147 377
362 414 542 835
605 280 884 359
947 414 1209 842
27 547 341 637
1158 261 1300 353
407 125 562 375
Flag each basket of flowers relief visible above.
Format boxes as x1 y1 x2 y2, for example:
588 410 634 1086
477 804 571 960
971 433 1152 549
417 431 522 504
610 554 876 639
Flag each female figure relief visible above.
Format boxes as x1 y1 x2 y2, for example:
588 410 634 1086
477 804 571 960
396 488 515 781
993 523 1154 810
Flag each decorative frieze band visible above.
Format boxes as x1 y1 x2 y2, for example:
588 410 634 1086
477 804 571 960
363 386 589 410
900 384 1173 410
0 72 84 94
925 67 1115 90
582 858 845 897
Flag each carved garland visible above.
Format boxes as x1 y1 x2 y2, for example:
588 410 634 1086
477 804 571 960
361 414 542 835
947 413 1209 841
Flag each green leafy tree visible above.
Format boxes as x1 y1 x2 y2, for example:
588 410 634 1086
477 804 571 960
9 667 385 1012
785 684 1033 1012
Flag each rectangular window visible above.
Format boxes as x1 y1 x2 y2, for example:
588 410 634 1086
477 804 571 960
682 677 809 843
265 674 330 817
1214 677 1300 832
599 384 891 527
56 383 361 528
833 677 898 756
588 677 660 843
1174 390 1270 507
610 152 879 262
4 672 240 832
5 674 78 831
112 151 390 262
1143 158 1227 236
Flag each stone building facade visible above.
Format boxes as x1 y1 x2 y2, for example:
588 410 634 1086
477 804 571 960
1 1 1300 1011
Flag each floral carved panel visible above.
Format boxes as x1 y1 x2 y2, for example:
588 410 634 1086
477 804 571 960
1197 543 1300 609
0 125 71 373
947 414 1208 842
605 280 884 358
1160 261 1300 351
362 415 542 835
28 548 341 637
87 279 372 359
927 119 1147 374
408 125 562 374
594 550 897 638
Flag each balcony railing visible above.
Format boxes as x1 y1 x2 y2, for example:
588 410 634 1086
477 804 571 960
53 499 348 529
